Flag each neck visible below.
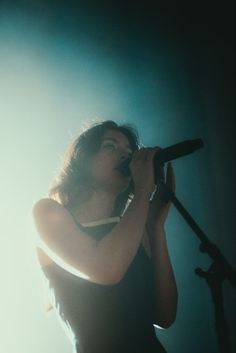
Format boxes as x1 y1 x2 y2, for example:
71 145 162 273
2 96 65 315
72 189 118 223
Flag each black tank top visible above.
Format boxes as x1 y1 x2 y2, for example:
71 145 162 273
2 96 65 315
41 215 167 353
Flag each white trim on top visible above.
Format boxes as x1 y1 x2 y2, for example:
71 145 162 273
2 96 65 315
80 216 121 227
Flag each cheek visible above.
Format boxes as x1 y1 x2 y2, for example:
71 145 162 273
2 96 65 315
89 155 113 179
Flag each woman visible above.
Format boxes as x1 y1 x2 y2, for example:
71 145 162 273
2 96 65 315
32 120 178 353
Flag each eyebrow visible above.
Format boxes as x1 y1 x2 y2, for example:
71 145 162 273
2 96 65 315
102 138 132 150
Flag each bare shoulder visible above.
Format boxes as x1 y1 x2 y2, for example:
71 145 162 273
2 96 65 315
32 198 70 222
32 197 75 238
32 197 63 214
31 197 105 282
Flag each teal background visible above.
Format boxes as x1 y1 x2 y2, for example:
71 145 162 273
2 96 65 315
0 1 235 352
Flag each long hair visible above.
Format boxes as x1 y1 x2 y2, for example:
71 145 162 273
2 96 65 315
48 120 141 217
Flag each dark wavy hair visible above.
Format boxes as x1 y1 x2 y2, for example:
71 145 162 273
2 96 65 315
48 120 141 217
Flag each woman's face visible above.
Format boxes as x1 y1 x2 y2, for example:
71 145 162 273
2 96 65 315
88 129 133 194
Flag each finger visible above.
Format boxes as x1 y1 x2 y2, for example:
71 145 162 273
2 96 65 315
158 165 165 181
136 147 154 161
166 162 175 191
146 147 160 162
132 148 146 160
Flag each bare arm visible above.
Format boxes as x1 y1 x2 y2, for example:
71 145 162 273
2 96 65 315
146 225 178 328
32 191 149 284
145 162 178 328
32 148 158 285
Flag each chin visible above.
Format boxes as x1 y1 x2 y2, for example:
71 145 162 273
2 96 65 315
102 172 131 193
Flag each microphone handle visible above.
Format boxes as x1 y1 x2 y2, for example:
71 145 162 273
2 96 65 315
118 139 203 179
154 139 204 166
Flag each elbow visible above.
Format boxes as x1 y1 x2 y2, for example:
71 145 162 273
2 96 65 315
153 314 177 329
155 315 177 329
164 306 178 328
87 246 129 285
111 261 132 284
106 265 126 285
96 262 126 285
82 267 122 286
153 301 178 329
101 254 130 285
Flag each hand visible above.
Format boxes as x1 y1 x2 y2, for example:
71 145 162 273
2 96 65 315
147 162 175 230
129 147 159 195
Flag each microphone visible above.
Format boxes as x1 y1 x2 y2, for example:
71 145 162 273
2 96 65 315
153 138 203 166
116 139 204 177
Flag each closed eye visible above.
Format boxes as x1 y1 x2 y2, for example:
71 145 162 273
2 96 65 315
102 143 116 150
101 142 133 157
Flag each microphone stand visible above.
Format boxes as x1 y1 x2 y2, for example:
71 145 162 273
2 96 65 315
158 180 236 353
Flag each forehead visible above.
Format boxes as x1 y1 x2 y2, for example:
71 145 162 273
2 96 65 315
102 129 131 147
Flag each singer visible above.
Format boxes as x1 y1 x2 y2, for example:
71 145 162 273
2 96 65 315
32 120 178 353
